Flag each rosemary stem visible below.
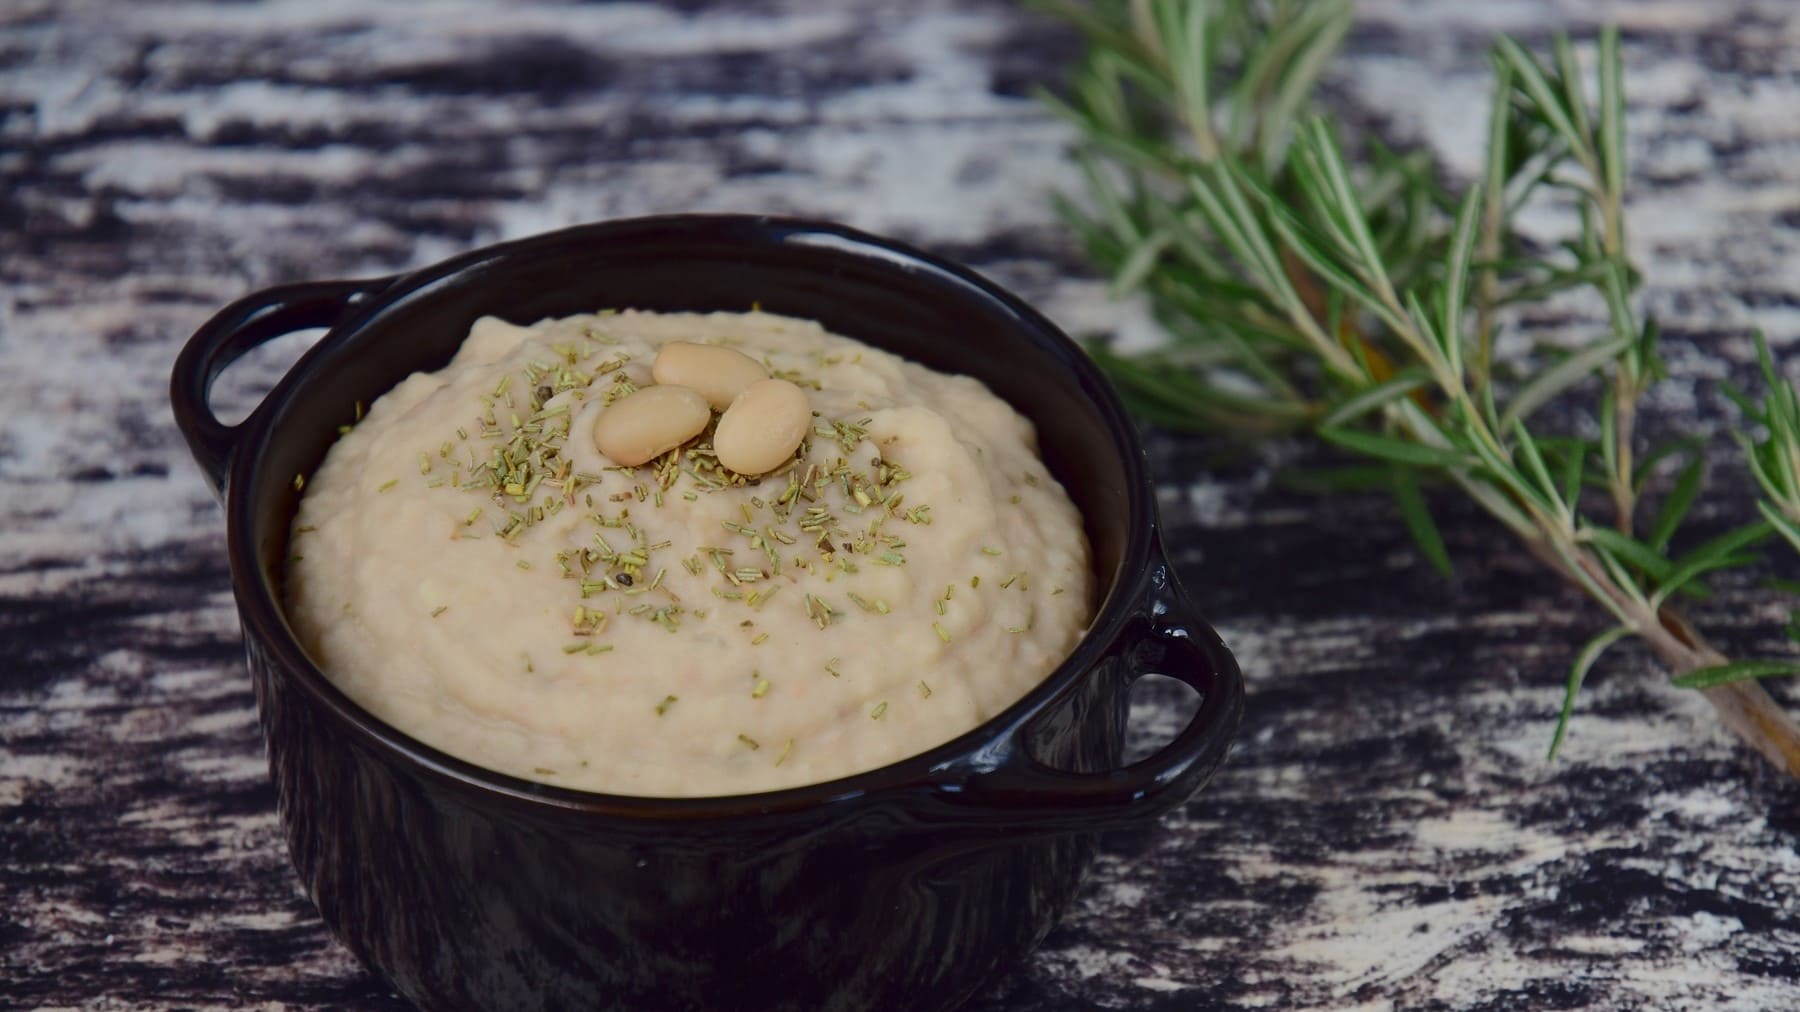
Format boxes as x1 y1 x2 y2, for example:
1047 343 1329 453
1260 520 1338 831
1472 229 1501 391
1596 171 1641 535
1128 0 1163 62
1651 613 1800 779
1540 531 1641 629
1610 382 1639 533
1696 678 1800 779
1277 250 1366 381
1523 537 1800 776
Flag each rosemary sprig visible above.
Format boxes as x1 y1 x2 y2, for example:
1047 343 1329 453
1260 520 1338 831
1042 0 1800 776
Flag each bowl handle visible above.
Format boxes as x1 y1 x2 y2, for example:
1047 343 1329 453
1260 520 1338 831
170 278 389 496
938 553 1245 833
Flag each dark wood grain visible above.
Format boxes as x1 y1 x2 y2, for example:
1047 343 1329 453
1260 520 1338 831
4 1 1800 1008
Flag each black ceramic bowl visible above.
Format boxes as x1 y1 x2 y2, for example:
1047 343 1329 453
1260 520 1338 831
170 215 1243 1011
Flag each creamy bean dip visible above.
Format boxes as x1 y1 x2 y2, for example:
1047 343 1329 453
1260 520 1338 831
286 310 1092 796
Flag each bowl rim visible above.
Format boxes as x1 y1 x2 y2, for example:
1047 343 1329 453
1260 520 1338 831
224 213 1161 819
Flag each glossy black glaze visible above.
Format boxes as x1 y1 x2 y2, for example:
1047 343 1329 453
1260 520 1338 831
170 215 1244 1011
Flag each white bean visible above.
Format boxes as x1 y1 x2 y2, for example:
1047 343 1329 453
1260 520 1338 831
651 342 768 411
591 385 711 466
713 379 812 475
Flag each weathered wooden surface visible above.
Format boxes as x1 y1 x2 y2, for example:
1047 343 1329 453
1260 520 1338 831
4 0 1799 1008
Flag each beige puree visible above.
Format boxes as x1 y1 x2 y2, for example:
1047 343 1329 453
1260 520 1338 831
286 310 1092 796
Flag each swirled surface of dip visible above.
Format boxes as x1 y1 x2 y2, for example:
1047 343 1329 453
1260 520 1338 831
286 310 1092 796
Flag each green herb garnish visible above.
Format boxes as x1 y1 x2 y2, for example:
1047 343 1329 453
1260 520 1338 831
1042 1 1800 773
